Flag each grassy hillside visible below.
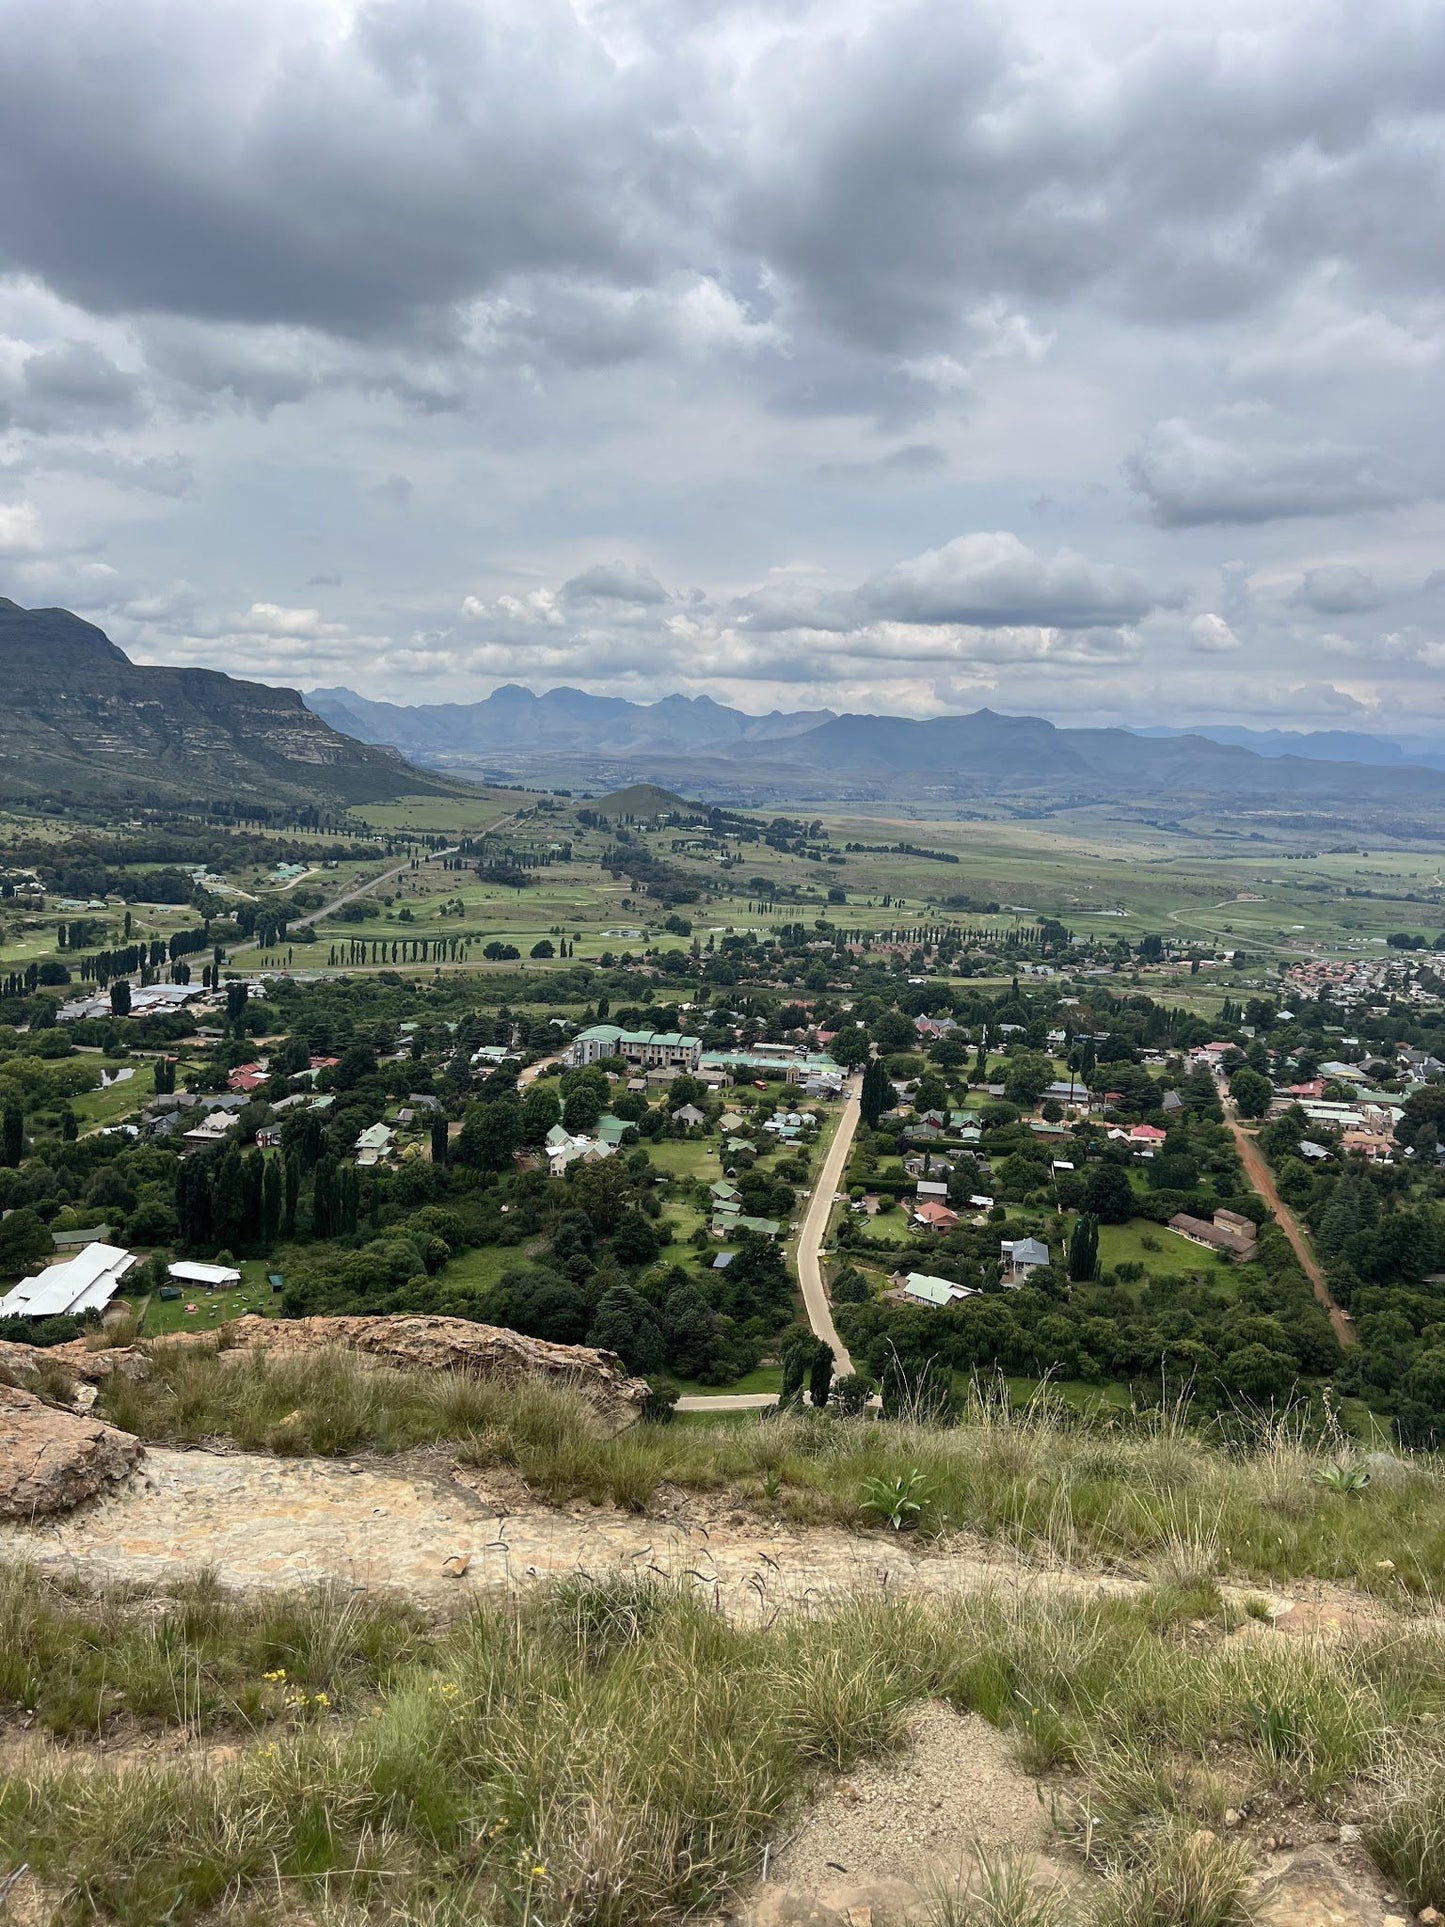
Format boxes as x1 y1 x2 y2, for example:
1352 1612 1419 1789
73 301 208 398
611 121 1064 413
3 1348 1444 1923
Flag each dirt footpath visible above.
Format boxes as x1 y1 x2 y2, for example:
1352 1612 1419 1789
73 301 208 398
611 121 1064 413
0 1443 1355 1631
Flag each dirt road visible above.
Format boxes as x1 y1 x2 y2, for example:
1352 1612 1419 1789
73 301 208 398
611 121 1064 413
1226 1103 1354 1346
232 803 525 959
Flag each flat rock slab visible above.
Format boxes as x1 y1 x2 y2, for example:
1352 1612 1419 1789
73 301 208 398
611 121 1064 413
0 1448 978 1605
0 1383 143 1520
733 1701 1087 1927
1249 1845 1409 1926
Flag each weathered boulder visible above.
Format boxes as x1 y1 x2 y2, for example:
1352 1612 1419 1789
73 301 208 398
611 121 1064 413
0 1336 144 1385
2 1314 652 1432
0 1381 143 1519
170 1315 652 1431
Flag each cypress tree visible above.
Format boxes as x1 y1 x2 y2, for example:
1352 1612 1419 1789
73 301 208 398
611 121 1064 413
1069 1213 1099 1283
1 1104 22 1168
430 1114 448 1166
261 1156 283 1244
241 1149 265 1244
860 1058 890 1130
312 1155 337 1239
282 1150 301 1239
779 1334 814 1409
809 1339 835 1409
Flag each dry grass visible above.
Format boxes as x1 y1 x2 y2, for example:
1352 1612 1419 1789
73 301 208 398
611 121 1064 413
1 1571 1443 1924
99 1345 1445 1594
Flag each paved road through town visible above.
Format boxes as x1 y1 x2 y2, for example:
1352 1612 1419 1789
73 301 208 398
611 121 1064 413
676 1073 860 1412
793 1074 860 1377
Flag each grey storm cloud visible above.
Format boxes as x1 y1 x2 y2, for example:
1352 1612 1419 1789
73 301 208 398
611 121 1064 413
0 341 143 432
0 0 1443 733
1124 418 1409 527
561 563 670 606
815 443 948 484
1290 565 1391 615
0 0 1441 368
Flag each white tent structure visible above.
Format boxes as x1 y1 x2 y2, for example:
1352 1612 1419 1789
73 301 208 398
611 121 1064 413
0 1242 137 1320
167 1261 242 1288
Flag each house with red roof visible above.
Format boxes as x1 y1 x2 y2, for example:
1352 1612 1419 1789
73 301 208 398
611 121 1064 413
911 1197 959 1232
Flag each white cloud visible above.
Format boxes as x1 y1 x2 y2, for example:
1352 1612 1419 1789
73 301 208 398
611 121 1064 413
1188 612 1242 653
0 501 42 552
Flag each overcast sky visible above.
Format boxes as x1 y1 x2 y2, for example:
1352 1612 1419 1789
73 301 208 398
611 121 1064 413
1 0 1443 733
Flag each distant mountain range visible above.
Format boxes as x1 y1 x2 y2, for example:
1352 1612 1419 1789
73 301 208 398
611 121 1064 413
1132 723 1445 773
0 601 443 808
303 681 1445 821
306 683 835 761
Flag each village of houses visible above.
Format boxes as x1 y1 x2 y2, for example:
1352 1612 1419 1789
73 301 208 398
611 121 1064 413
1 965 1433 1361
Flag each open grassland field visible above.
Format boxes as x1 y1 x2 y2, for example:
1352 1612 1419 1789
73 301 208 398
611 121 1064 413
349 789 534 838
7 789 1445 996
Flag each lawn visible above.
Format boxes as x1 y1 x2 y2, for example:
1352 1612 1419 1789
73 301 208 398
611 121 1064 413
73 1061 152 1133
138 1259 279 1336
433 1243 537 1295
644 1139 722 1181
1096 1215 1226 1281
1003 1373 1136 1413
667 1365 783 1398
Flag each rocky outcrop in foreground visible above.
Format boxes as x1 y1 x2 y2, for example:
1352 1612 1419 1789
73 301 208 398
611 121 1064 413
193 1315 651 1430
0 1382 143 1519
1 1315 649 1431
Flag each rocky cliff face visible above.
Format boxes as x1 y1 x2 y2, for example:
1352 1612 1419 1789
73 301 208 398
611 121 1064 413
0 598 437 806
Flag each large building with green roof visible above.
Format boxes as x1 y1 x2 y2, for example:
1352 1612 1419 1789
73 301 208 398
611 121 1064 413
569 1024 702 1072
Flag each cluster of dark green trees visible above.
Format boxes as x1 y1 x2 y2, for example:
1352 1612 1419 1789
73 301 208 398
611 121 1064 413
1263 1102 1445 1443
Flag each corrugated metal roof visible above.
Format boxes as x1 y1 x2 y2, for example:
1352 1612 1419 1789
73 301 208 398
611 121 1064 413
0 1243 136 1319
